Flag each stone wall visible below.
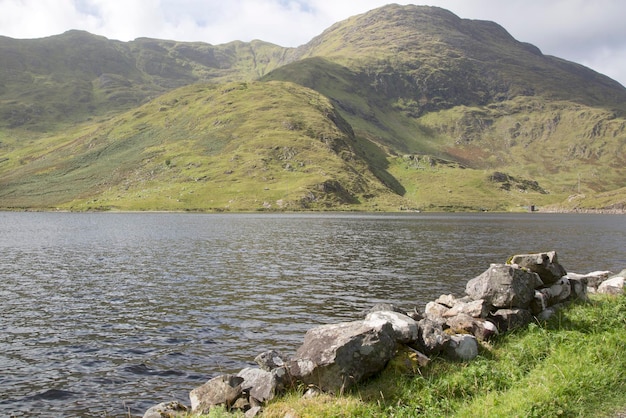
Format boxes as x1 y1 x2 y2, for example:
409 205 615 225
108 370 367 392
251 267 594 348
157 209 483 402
143 251 625 418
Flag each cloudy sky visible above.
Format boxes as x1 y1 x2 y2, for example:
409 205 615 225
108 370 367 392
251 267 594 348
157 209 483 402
1 0 625 86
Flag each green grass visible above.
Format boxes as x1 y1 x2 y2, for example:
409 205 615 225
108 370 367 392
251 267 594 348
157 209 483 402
259 294 626 417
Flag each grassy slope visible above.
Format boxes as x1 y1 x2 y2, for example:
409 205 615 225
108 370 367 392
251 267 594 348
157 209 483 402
1 5 626 211
258 295 626 418
0 81 405 211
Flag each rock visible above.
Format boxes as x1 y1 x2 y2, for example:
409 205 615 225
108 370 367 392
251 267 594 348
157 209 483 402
255 350 287 371
567 276 588 301
363 310 419 344
443 299 490 318
189 374 244 413
445 314 498 341
537 304 562 321
424 301 449 325
529 289 551 314
598 276 625 295
445 334 479 361
466 264 542 309
245 406 263 418
569 270 612 290
143 401 188 418
366 303 405 314
435 294 458 308
386 344 430 375
547 277 572 304
472 318 499 341
232 396 250 411
237 367 279 403
490 308 533 332
508 251 567 285
415 318 450 355
444 313 476 334
288 320 396 394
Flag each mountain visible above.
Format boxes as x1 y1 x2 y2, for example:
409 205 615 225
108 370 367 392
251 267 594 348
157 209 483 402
0 30 291 130
1 4 625 212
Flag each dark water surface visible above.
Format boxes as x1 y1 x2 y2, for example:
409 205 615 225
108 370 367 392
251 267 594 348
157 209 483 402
1 212 624 416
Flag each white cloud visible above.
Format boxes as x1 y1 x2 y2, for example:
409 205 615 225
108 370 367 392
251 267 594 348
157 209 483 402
0 0 624 86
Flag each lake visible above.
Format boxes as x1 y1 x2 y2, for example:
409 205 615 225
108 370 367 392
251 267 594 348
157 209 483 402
1 212 624 417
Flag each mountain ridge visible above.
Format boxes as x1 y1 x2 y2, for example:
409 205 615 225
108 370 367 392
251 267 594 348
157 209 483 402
1 4 625 212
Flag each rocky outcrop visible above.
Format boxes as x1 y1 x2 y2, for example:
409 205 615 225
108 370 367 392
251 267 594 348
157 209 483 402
144 250 624 417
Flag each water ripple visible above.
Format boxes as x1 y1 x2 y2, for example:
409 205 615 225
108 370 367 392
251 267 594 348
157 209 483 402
0 212 624 416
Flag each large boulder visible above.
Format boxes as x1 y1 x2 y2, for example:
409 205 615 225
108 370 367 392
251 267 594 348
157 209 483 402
363 310 419 344
466 264 542 309
507 251 566 285
288 320 396 394
189 374 244 414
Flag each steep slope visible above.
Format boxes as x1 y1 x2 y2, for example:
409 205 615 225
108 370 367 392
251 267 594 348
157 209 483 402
0 30 291 130
0 81 403 211
263 4 626 208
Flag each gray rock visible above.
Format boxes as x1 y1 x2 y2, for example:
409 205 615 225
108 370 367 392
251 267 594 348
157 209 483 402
490 308 533 332
424 301 449 326
143 401 188 418
245 406 263 418
443 299 490 318
255 350 287 371
445 334 479 361
508 251 567 285
435 294 458 308
569 270 612 290
189 374 244 413
529 289 551 314
415 318 450 355
567 276 589 301
466 264 542 309
366 303 405 314
598 276 625 295
547 277 572 304
363 310 419 344
445 314 498 341
237 367 280 403
537 304 563 321
288 320 396 394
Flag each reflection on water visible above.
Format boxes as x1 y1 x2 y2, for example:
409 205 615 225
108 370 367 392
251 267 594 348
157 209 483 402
0 212 624 416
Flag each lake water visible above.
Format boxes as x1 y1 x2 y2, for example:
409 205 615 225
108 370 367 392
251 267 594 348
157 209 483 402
1 212 624 417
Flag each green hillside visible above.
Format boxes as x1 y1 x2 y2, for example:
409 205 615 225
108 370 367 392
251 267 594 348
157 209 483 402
1 5 625 212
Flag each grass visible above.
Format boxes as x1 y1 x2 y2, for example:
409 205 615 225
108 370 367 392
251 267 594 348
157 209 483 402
253 294 626 417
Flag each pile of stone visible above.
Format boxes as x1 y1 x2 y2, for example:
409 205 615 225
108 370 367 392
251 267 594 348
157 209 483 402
143 251 625 418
